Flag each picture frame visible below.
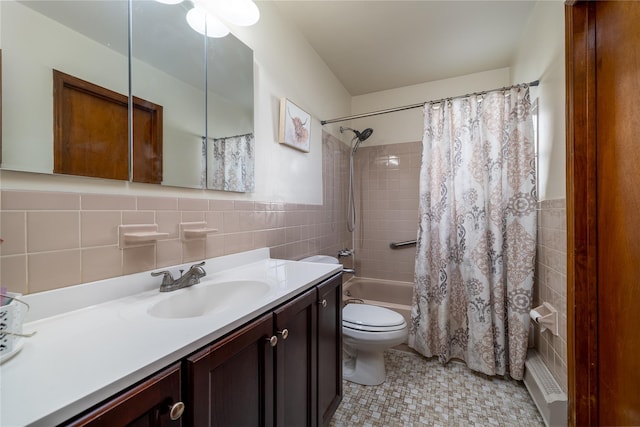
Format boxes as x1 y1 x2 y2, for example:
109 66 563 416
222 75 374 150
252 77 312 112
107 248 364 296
279 98 311 152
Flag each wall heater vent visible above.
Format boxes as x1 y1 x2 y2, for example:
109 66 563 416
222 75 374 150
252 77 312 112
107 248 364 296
523 350 567 427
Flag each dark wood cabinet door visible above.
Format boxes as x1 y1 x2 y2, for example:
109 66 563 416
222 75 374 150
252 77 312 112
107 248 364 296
186 313 275 427
316 274 342 427
274 288 318 427
64 363 183 427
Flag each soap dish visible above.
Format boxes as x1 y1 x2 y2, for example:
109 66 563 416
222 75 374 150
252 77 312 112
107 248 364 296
180 222 218 240
119 224 169 248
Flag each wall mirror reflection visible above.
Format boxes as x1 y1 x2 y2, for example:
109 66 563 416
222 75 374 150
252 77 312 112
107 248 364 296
1 0 129 177
1 0 255 192
205 21 255 192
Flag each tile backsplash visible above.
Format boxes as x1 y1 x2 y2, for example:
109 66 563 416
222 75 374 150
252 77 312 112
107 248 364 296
0 132 351 295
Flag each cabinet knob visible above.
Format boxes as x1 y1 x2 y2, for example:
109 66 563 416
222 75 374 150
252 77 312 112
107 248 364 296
319 299 327 308
168 401 185 421
277 329 289 340
267 335 278 347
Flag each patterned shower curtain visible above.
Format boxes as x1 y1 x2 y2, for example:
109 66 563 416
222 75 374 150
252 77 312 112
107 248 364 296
408 86 536 380
207 133 255 192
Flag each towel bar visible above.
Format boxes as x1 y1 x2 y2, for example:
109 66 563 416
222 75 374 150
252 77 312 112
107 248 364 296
389 240 417 249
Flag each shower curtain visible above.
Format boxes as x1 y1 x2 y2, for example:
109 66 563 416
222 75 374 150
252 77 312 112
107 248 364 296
207 133 255 192
408 86 536 380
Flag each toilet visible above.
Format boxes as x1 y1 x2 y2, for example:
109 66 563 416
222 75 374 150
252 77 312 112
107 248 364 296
299 255 408 386
342 302 407 385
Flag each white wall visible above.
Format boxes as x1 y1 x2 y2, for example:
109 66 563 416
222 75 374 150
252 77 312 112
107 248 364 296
229 2 351 203
1 1 352 205
347 68 511 146
511 0 565 201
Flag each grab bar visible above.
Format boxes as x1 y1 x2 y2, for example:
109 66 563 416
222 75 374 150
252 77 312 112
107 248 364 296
389 239 417 249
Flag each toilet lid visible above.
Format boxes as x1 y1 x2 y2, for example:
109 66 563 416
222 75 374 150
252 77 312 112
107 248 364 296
343 304 406 331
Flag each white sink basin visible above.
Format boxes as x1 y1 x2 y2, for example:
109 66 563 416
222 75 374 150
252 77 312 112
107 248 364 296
147 280 271 319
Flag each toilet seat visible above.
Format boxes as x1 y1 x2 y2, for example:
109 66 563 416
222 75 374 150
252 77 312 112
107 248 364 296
343 303 406 332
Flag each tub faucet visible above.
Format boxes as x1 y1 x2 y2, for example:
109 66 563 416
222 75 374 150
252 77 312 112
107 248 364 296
337 249 353 258
151 261 206 292
342 268 356 275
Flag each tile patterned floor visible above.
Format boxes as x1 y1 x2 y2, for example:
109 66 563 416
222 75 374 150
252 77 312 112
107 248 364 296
330 348 544 427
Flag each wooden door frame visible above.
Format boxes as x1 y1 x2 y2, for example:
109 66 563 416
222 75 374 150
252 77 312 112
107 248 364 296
565 2 598 425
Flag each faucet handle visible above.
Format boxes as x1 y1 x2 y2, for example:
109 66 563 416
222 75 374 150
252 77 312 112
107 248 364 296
188 261 206 275
337 249 353 258
189 261 205 269
151 270 174 286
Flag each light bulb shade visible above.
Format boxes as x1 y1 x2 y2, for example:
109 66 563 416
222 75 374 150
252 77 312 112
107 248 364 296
201 0 260 27
186 7 230 38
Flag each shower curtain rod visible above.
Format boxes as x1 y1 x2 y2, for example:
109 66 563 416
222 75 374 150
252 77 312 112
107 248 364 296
320 80 539 125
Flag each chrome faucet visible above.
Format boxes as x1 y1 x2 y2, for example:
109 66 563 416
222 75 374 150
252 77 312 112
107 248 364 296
337 249 355 274
337 248 353 258
151 261 206 292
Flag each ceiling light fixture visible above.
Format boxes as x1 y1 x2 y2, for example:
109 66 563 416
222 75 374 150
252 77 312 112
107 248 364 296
186 6 230 38
155 0 260 39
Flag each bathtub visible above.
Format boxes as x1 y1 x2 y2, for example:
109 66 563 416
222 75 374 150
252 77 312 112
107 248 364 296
343 277 413 327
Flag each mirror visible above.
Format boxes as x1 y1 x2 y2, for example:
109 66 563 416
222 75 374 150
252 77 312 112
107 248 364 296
131 0 205 188
1 0 129 175
205 27 255 192
1 0 255 192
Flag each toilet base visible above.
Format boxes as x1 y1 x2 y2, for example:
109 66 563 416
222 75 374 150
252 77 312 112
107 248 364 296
343 347 386 386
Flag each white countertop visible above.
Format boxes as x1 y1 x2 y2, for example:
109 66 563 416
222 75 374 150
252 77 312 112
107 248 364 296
0 248 341 427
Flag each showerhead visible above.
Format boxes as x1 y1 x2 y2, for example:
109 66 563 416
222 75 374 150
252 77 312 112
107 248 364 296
340 126 374 153
358 128 374 142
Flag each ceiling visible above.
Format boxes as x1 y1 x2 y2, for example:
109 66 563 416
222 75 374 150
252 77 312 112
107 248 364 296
272 1 537 96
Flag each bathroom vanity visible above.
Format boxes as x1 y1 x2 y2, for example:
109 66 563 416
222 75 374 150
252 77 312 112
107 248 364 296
0 249 342 426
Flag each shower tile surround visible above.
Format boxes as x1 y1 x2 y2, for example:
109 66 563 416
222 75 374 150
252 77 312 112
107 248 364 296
0 132 351 295
534 199 568 392
353 141 421 282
